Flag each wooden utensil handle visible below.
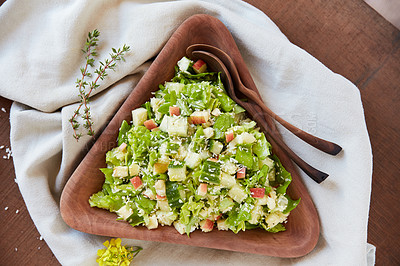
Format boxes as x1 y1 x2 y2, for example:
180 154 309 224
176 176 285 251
247 102 329 183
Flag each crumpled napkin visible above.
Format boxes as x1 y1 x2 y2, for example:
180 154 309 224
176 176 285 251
0 0 375 265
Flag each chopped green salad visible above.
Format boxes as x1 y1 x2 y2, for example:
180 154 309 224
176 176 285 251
89 57 300 235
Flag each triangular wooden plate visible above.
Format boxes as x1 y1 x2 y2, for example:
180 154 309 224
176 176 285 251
60 14 319 258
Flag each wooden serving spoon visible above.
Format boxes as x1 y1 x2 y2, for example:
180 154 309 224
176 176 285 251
190 50 328 183
187 44 342 156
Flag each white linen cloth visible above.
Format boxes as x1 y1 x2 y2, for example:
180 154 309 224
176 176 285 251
0 0 376 265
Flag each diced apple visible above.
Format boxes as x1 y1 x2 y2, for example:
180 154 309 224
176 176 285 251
118 143 127 152
173 221 186 235
241 132 257 144
165 82 185 94
143 188 156 200
146 214 158 230
116 205 133 220
255 195 269 206
131 107 147 126
192 59 207 74
199 219 214 232
159 115 170 132
190 111 210 124
157 199 170 212
248 205 263 224
217 219 229 231
225 131 234 142
266 190 277 210
169 106 180 116
154 179 166 197
197 183 208 196
210 141 223 155
236 167 246 179
220 172 236 189
167 116 188 137
168 164 187 181
177 57 192 72
265 212 288 229
203 127 214 139
156 210 177 226
211 108 221 117
130 176 143 190
250 188 265 198
153 162 169 174
112 166 129 178
228 184 248 203
129 163 139 176
213 214 222 221
221 160 238 175
144 119 158 130
185 151 202 169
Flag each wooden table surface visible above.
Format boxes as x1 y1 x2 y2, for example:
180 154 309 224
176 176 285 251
1 0 399 265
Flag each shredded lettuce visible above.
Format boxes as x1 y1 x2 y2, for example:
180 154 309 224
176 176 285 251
89 56 299 236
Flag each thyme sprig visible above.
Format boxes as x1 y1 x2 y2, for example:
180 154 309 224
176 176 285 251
69 29 130 141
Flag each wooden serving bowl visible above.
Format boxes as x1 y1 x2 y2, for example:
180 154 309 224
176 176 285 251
60 14 319 258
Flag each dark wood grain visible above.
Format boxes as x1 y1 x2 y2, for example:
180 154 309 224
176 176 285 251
1 0 399 264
